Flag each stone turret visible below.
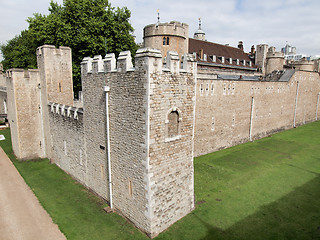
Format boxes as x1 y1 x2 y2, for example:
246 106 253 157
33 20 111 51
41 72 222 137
255 44 268 74
292 58 315 72
266 46 285 74
143 21 189 58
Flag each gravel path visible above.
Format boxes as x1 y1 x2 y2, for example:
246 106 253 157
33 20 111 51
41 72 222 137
0 147 66 240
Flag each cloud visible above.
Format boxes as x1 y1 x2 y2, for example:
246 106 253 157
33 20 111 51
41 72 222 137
0 0 64 60
0 0 319 61
110 0 320 56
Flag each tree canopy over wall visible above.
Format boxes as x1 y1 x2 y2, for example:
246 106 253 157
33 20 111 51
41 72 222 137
0 0 139 95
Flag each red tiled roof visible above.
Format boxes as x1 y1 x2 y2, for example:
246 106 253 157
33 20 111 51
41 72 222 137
189 38 255 68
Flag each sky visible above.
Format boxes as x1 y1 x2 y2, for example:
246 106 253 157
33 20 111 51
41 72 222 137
0 0 319 61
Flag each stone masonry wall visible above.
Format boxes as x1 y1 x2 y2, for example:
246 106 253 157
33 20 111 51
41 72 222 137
80 49 196 237
194 69 320 157
146 51 196 237
81 51 150 233
37 45 74 160
81 56 109 201
6 69 45 159
0 71 7 121
48 103 86 185
0 90 7 116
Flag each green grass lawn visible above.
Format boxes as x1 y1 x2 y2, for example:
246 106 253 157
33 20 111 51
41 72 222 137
1 121 320 240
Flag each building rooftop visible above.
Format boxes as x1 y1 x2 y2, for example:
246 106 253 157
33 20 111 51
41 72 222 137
188 38 255 69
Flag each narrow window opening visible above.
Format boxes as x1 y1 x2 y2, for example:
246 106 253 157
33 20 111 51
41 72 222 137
167 37 170 45
100 165 105 180
128 180 133 197
59 82 62 92
211 117 215 131
168 111 179 138
200 83 204 95
163 37 166 45
211 84 214 95
64 140 67 155
79 149 83 166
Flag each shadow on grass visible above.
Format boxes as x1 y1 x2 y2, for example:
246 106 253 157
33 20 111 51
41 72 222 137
197 175 320 240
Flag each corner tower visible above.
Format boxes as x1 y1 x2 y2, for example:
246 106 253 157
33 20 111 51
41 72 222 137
143 21 189 58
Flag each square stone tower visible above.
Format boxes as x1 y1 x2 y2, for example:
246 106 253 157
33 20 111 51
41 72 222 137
37 45 74 159
81 48 196 237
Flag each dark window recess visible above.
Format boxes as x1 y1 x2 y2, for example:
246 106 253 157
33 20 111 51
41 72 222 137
168 111 179 138
100 145 105 150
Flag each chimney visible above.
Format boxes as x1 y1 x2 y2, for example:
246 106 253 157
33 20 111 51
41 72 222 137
251 45 255 54
238 41 244 51
199 49 204 60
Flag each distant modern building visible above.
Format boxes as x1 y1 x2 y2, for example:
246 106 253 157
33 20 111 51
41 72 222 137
282 43 306 61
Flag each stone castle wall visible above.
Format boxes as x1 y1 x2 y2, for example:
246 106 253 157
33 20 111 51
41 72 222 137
6 69 45 159
194 69 320 157
37 45 75 161
80 49 196 237
0 72 7 116
146 51 196 236
48 104 86 185
4 43 320 238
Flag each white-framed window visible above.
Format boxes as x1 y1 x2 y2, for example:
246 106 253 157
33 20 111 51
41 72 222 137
205 84 209 95
210 55 216 62
200 83 204 96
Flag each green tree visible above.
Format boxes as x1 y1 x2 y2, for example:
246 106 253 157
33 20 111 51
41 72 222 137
1 0 139 95
0 30 38 70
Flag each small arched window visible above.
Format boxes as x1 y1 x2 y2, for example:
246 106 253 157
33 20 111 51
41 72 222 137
168 111 179 138
163 37 166 45
163 37 170 45
165 107 182 142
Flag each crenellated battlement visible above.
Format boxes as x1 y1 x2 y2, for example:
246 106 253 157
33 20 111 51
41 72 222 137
80 48 196 76
49 102 83 120
5 68 39 80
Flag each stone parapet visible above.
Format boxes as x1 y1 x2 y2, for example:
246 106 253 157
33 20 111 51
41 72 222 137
81 48 196 76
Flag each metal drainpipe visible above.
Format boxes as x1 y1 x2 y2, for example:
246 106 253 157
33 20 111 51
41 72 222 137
104 86 113 209
316 93 320 121
293 81 300 128
249 97 254 141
